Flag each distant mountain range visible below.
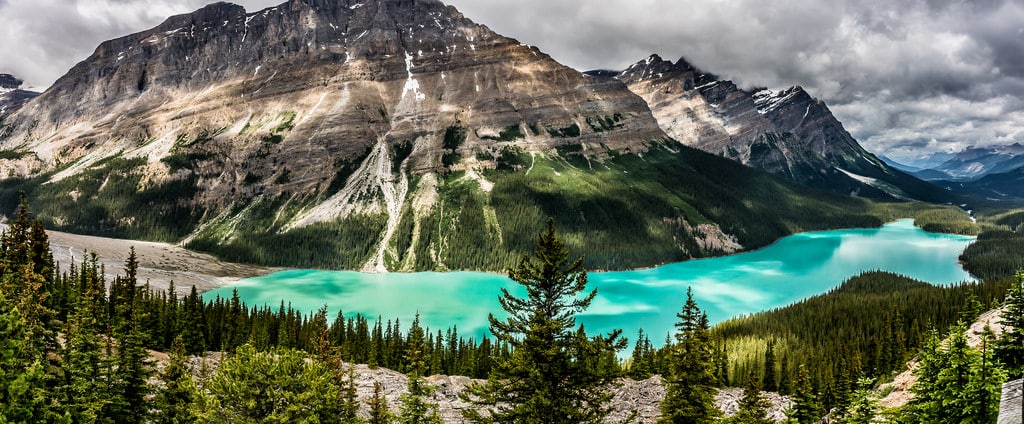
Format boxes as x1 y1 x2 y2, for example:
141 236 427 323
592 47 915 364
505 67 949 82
879 143 1024 200
0 0 965 271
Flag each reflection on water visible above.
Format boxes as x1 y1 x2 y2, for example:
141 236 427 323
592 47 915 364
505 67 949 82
207 220 975 345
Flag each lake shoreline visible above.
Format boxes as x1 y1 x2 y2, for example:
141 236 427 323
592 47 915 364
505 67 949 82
205 219 977 346
41 218 974 296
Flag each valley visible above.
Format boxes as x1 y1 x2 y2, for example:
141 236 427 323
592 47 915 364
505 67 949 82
0 0 1022 422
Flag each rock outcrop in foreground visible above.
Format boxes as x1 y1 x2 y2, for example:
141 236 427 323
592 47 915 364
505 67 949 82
169 352 791 423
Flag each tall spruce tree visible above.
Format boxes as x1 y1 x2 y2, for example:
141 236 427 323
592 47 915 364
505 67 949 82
398 313 442 424
463 219 624 424
995 270 1024 378
368 380 394 424
0 293 54 422
58 256 111 422
763 339 777 392
786 365 821 424
902 322 1005 424
659 287 721 423
835 377 880 424
152 337 196 424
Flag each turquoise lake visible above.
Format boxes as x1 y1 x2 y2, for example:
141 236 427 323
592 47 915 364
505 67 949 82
206 219 976 343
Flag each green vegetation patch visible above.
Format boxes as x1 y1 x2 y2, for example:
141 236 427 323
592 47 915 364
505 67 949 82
0 156 203 242
443 124 468 168
0 148 32 160
161 151 215 173
391 141 413 174
913 207 981 235
585 115 623 133
495 146 530 171
548 123 581 138
262 111 298 144
188 211 386 270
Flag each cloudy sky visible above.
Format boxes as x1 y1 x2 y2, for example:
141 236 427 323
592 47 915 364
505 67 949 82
2 0 1022 161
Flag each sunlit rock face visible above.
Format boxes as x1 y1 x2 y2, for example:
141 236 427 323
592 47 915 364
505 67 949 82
1 0 663 212
612 54 944 201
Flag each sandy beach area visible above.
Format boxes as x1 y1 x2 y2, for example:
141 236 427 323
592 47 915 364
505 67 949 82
46 230 273 293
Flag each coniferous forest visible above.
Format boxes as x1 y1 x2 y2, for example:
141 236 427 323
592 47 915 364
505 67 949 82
1 199 1022 423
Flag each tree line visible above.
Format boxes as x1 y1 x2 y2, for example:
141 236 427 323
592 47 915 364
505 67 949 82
2 198 1022 423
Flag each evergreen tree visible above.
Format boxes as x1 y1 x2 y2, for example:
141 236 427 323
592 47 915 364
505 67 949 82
763 339 777 392
368 380 394 424
102 249 152 422
58 257 111 423
340 368 364 424
836 377 880 424
105 315 152 422
463 219 624 423
786 365 821 424
179 286 206 355
659 287 721 423
996 270 1024 378
724 372 772 424
398 313 442 424
902 322 1006 424
152 337 196 424
778 354 791 395
629 329 654 379
0 295 54 422
192 344 345 423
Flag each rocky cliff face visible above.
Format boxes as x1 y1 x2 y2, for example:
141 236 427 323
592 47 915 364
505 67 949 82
0 74 39 119
0 0 670 269
6 0 659 182
0 1 887 272
612 55 948 201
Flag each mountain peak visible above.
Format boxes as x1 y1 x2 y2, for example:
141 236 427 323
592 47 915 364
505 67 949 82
163 1 246 28
0 73 39 117
0 74 23 91
618 54 948 201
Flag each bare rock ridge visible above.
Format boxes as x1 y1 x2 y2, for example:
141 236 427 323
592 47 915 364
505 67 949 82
0 0 666 269
8 0 659 174
603 54 949 201
0 0 894 272
0 74 39 118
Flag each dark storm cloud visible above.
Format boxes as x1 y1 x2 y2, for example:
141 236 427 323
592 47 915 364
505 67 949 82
1 0 1022 161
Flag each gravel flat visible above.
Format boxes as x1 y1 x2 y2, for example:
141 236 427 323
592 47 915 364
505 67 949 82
46 230 272 293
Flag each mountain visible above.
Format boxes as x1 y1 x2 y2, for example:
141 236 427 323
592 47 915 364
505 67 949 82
895 151 958 170
878 155 921 173
604 55 949 202
930 143 1024 180
0 74 40 118
0 0 892 272
935 165 1024 200
911 168 955 181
